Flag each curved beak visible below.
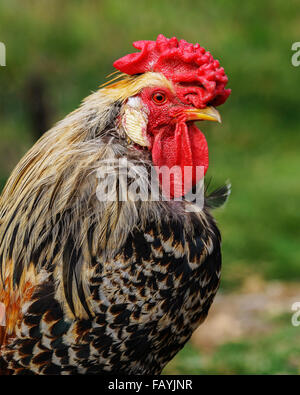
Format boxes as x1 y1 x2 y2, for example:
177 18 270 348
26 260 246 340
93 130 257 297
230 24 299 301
184 106 222 123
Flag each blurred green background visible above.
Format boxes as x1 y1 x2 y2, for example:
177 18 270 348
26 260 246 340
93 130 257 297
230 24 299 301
1 0 300 374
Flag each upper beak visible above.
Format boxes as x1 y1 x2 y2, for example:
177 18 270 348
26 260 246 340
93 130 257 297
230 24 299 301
184 106 222 123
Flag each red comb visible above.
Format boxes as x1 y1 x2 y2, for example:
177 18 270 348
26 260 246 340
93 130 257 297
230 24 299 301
113 34 231 108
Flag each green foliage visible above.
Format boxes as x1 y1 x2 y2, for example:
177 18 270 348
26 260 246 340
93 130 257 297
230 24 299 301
164 322 300 375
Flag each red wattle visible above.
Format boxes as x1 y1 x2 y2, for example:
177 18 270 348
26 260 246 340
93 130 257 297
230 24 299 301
151 122 208 198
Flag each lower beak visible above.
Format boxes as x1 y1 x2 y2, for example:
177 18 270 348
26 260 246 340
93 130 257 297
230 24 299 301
184 106 222 123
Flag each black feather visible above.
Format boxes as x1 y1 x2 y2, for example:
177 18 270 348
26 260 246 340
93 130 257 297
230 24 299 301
205 182 231 209
63 234 93 319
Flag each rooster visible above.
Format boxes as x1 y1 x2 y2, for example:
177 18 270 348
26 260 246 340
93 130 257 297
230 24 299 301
0 35 231 375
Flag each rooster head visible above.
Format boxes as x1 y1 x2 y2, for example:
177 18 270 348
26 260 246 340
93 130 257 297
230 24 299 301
104 34 231 198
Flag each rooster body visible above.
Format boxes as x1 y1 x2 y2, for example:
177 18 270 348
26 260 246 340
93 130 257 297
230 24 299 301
0 35 230 374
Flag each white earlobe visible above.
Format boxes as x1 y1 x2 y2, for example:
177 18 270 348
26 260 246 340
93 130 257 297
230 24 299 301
122 97 149 147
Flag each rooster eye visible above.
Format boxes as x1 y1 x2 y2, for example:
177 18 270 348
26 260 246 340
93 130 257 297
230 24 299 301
152 92 167 105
